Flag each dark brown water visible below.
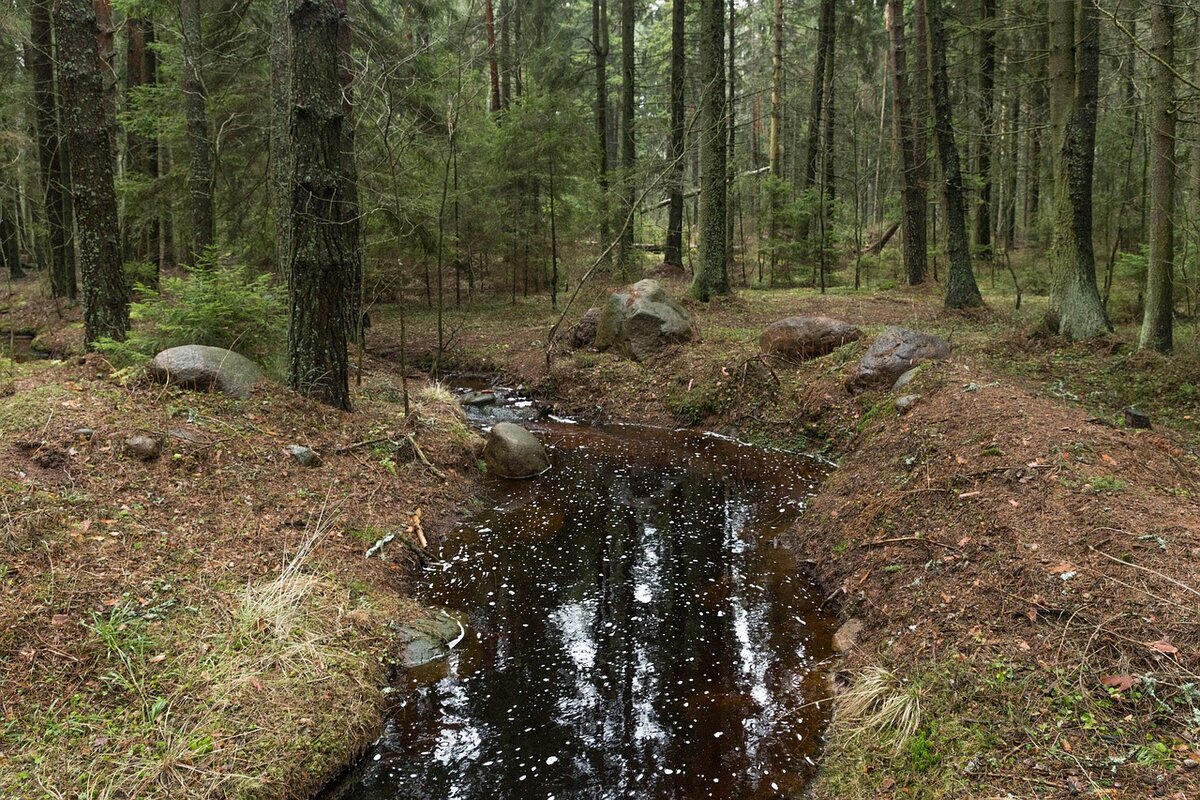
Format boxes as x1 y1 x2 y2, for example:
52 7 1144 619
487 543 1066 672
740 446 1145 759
327 421 835 800
0 332 48 362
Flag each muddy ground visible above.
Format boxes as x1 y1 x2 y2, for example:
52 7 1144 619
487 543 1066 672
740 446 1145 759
3 269 1200 799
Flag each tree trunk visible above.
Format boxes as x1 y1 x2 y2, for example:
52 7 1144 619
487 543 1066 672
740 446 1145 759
1047 0 1108 339
925 0 983 308
282 0 360 409
30 0 77 301
887 0 927 285
54 0 127 343
726 0 736 270
500 0 512 109
802 0 835 194
691 0 728 300
768 0 783 178
593 0 610 264
663 0 685 268
913 0 931 251
485 0 501 112
1141 0 1175 352
181 0 214 259
617 0 635 276
271 0 290 271
974 0 996 253
1 205 21 280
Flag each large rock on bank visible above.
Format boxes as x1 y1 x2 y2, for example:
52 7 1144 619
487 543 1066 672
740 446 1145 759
845 326 951 394
571 307 602 349
760 316 862 361
149 345 263 398
594 279 696 361
483 422 551 478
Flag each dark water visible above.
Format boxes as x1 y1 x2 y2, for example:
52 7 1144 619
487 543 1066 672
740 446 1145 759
0 332 48 362
327 422 835 800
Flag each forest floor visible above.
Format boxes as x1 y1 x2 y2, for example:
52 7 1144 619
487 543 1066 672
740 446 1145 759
4 264 1200 799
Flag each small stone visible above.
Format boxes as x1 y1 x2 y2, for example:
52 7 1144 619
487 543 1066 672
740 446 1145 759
1184 758 1198 770
832 618 865 653
72 428 95 440
1124 407 1152 429
894 394 921 413
124 435 161 461
892 367 922 391
460 391 497 407
285 444 322 467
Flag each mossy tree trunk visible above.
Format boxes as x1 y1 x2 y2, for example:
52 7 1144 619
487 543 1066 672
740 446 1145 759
925 0 983 308
53 0 128 344
663 0 685 269
887 0 927 285
181 0 214 260
1046 0 1108 340
30 0 76 302
281 0 361 410
1140 0 1175 352
691 0 728 301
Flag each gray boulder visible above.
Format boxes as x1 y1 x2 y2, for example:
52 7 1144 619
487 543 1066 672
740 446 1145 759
571 307 603 349
395 609 467 668
149 345 263 399
285 444 322 467
846 327 951 394
594 279 696 361
483 422 551 478
760 316 862 361
124 435 161 461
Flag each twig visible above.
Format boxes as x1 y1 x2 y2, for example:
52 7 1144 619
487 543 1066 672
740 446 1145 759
858 535 960 552
1088 545 1200 601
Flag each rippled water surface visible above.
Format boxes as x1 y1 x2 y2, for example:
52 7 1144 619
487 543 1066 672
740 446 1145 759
327 422 835 799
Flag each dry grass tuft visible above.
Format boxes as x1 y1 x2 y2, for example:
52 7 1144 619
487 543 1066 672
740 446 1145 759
833 666 923 755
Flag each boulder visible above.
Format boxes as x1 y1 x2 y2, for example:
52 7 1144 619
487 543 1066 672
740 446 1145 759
571 307 603 349
395 609 467 668
149 345 263 399
894 394 921 414
594 279 696 361
832 618 865 653
759 316 862 361
483 422 551 478
124 435 161 461
846 327 951 394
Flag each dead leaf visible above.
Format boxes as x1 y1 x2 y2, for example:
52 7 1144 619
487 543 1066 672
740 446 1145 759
248 676 266 691
1049 562 1076 575
1146 639 1179 656
148 653 167 664
50 613 69 626
1101 453 1119 466
1100 674 1138 692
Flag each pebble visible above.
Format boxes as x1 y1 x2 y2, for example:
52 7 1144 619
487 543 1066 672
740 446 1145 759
285 444 322 467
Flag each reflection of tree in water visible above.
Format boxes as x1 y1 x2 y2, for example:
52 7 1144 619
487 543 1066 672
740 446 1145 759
325 426 833 800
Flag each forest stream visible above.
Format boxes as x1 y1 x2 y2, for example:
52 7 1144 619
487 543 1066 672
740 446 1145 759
323 392 836 800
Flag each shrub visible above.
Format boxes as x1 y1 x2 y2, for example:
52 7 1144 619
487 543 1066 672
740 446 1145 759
97 250 285 370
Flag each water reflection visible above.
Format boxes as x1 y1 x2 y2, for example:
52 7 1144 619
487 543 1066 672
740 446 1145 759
327 424 834 800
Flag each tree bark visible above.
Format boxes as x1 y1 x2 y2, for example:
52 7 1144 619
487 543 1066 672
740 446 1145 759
282 0 360 409
181 0 214 259
887 0 927 285
802 0 835 194
30 0 77 301
54 0 127 343
617 0 635 276
926 0 983 308
768 0 783 178
593 0 610 264
691 0 728 300
664 0 685 268
974 0 996 252
1047 0 1108 339
1140 0 1175 352
485 0 501 112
